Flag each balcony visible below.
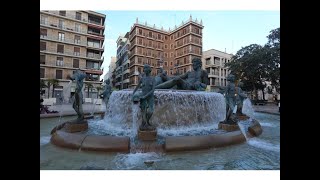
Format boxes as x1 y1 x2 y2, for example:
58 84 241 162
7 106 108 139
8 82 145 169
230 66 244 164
40 21 87 34
40 35 87 46
86 53 101 60
88 30 103 36
41 11 88 23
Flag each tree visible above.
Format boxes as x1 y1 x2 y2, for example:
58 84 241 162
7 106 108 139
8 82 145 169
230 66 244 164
265 27 280 94
85 82 93 98
225 27 280 100
40 79 47 94
47 79 60 98
225 44 268 100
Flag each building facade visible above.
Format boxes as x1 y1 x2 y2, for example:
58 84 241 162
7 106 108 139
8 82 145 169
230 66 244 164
104 56 117 83
127 16 203 88
202 49 233 91
115 33 130 89
40 10 106 102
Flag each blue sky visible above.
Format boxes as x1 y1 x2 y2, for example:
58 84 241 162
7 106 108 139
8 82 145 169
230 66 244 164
98 11 280 78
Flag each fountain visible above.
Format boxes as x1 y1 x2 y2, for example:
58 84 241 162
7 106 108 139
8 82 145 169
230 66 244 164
49 58 263 154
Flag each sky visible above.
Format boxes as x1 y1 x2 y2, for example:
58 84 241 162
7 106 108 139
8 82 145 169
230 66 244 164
98 11 280 79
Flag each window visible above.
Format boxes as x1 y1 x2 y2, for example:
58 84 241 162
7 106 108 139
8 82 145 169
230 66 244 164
59 11 66 16
164 53 167 58
138 38 142 45
58 19 64 29
75 23 81 32
74 47 80 56
76 12 81 20
149 40 152 47
40 41 46 51
165 36 168 40
149 32 152 38
158 34 161 40
56 70 63 79
139 29 142 35
86 61 99 69
57 44 64 53
74 35 81 44
164 61 168 66
87 39 100 48
40 68 45 78
58 32 65 41
170 52 173 58
170 62 173 66
170 44 173 49
40 55 45 64
170 35 173 40
56 57 63 66
73 59 79 68
40 15 48 24
164 44 167 49
40 28 47 38
184 58 187 64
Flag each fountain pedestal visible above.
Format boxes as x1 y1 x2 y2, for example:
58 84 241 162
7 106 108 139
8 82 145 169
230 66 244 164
64 121 88 133
138 129 157 141
218 122 240 132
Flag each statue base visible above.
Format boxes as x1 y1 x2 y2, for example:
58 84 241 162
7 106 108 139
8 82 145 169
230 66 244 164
218 122 240 132
237 114 250 121
84 115 94 120
64 120 88 133
138 129 157 141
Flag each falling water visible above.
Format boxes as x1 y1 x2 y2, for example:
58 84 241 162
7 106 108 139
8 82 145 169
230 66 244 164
237 121 248 141
131 103 139 142
242 98 255 118
86 90 225 138
58 81 72 122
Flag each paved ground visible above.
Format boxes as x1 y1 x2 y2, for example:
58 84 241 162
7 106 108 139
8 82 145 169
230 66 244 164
253 103 280 115
41 102 279 118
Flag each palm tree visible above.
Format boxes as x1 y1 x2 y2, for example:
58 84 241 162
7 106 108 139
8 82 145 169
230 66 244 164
85 82 93 98
40 79 47 95
47 79 60 98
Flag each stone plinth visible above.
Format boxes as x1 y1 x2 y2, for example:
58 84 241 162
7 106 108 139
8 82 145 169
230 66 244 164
248 119 263 137
64 121 88 133
138 129 157 141
81 135 130 152
237 114 250 121
165 131 246 152
218 122 240 132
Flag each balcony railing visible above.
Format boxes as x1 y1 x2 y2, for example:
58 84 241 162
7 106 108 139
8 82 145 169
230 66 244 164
40 35 87 46
88 31 102 36
88 19 102 26
87 43 102 49
40 20 88 34
41 11 88 22
87 53 101 59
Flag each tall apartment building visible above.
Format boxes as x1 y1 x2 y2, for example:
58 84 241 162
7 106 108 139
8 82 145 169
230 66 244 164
104 56 117 83
115 33 130 89
40 10 106 102
127 16 203 88
202 49 233 91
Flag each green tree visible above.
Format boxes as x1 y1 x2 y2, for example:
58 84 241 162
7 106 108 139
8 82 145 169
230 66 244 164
40 79 47 94
265 27 280 94
225 27 280 100
46 79 59 98
85 82 93 98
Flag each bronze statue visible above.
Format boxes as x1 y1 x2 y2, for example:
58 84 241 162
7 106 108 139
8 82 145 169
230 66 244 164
67 69 87 122
100 79 112 108
132 64 156 131
155 67 169 86
224 74 237 124
155 58 208 91
235 82 247 115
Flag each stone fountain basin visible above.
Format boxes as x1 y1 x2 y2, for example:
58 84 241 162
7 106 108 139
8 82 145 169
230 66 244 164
50 119 262 153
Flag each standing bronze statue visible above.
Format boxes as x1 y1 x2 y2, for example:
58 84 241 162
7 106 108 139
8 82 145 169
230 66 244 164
132 64 156 131
224 74 237 124
155 58 208 91
235 82 247 115
67 69 87 122
100 79 112 109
